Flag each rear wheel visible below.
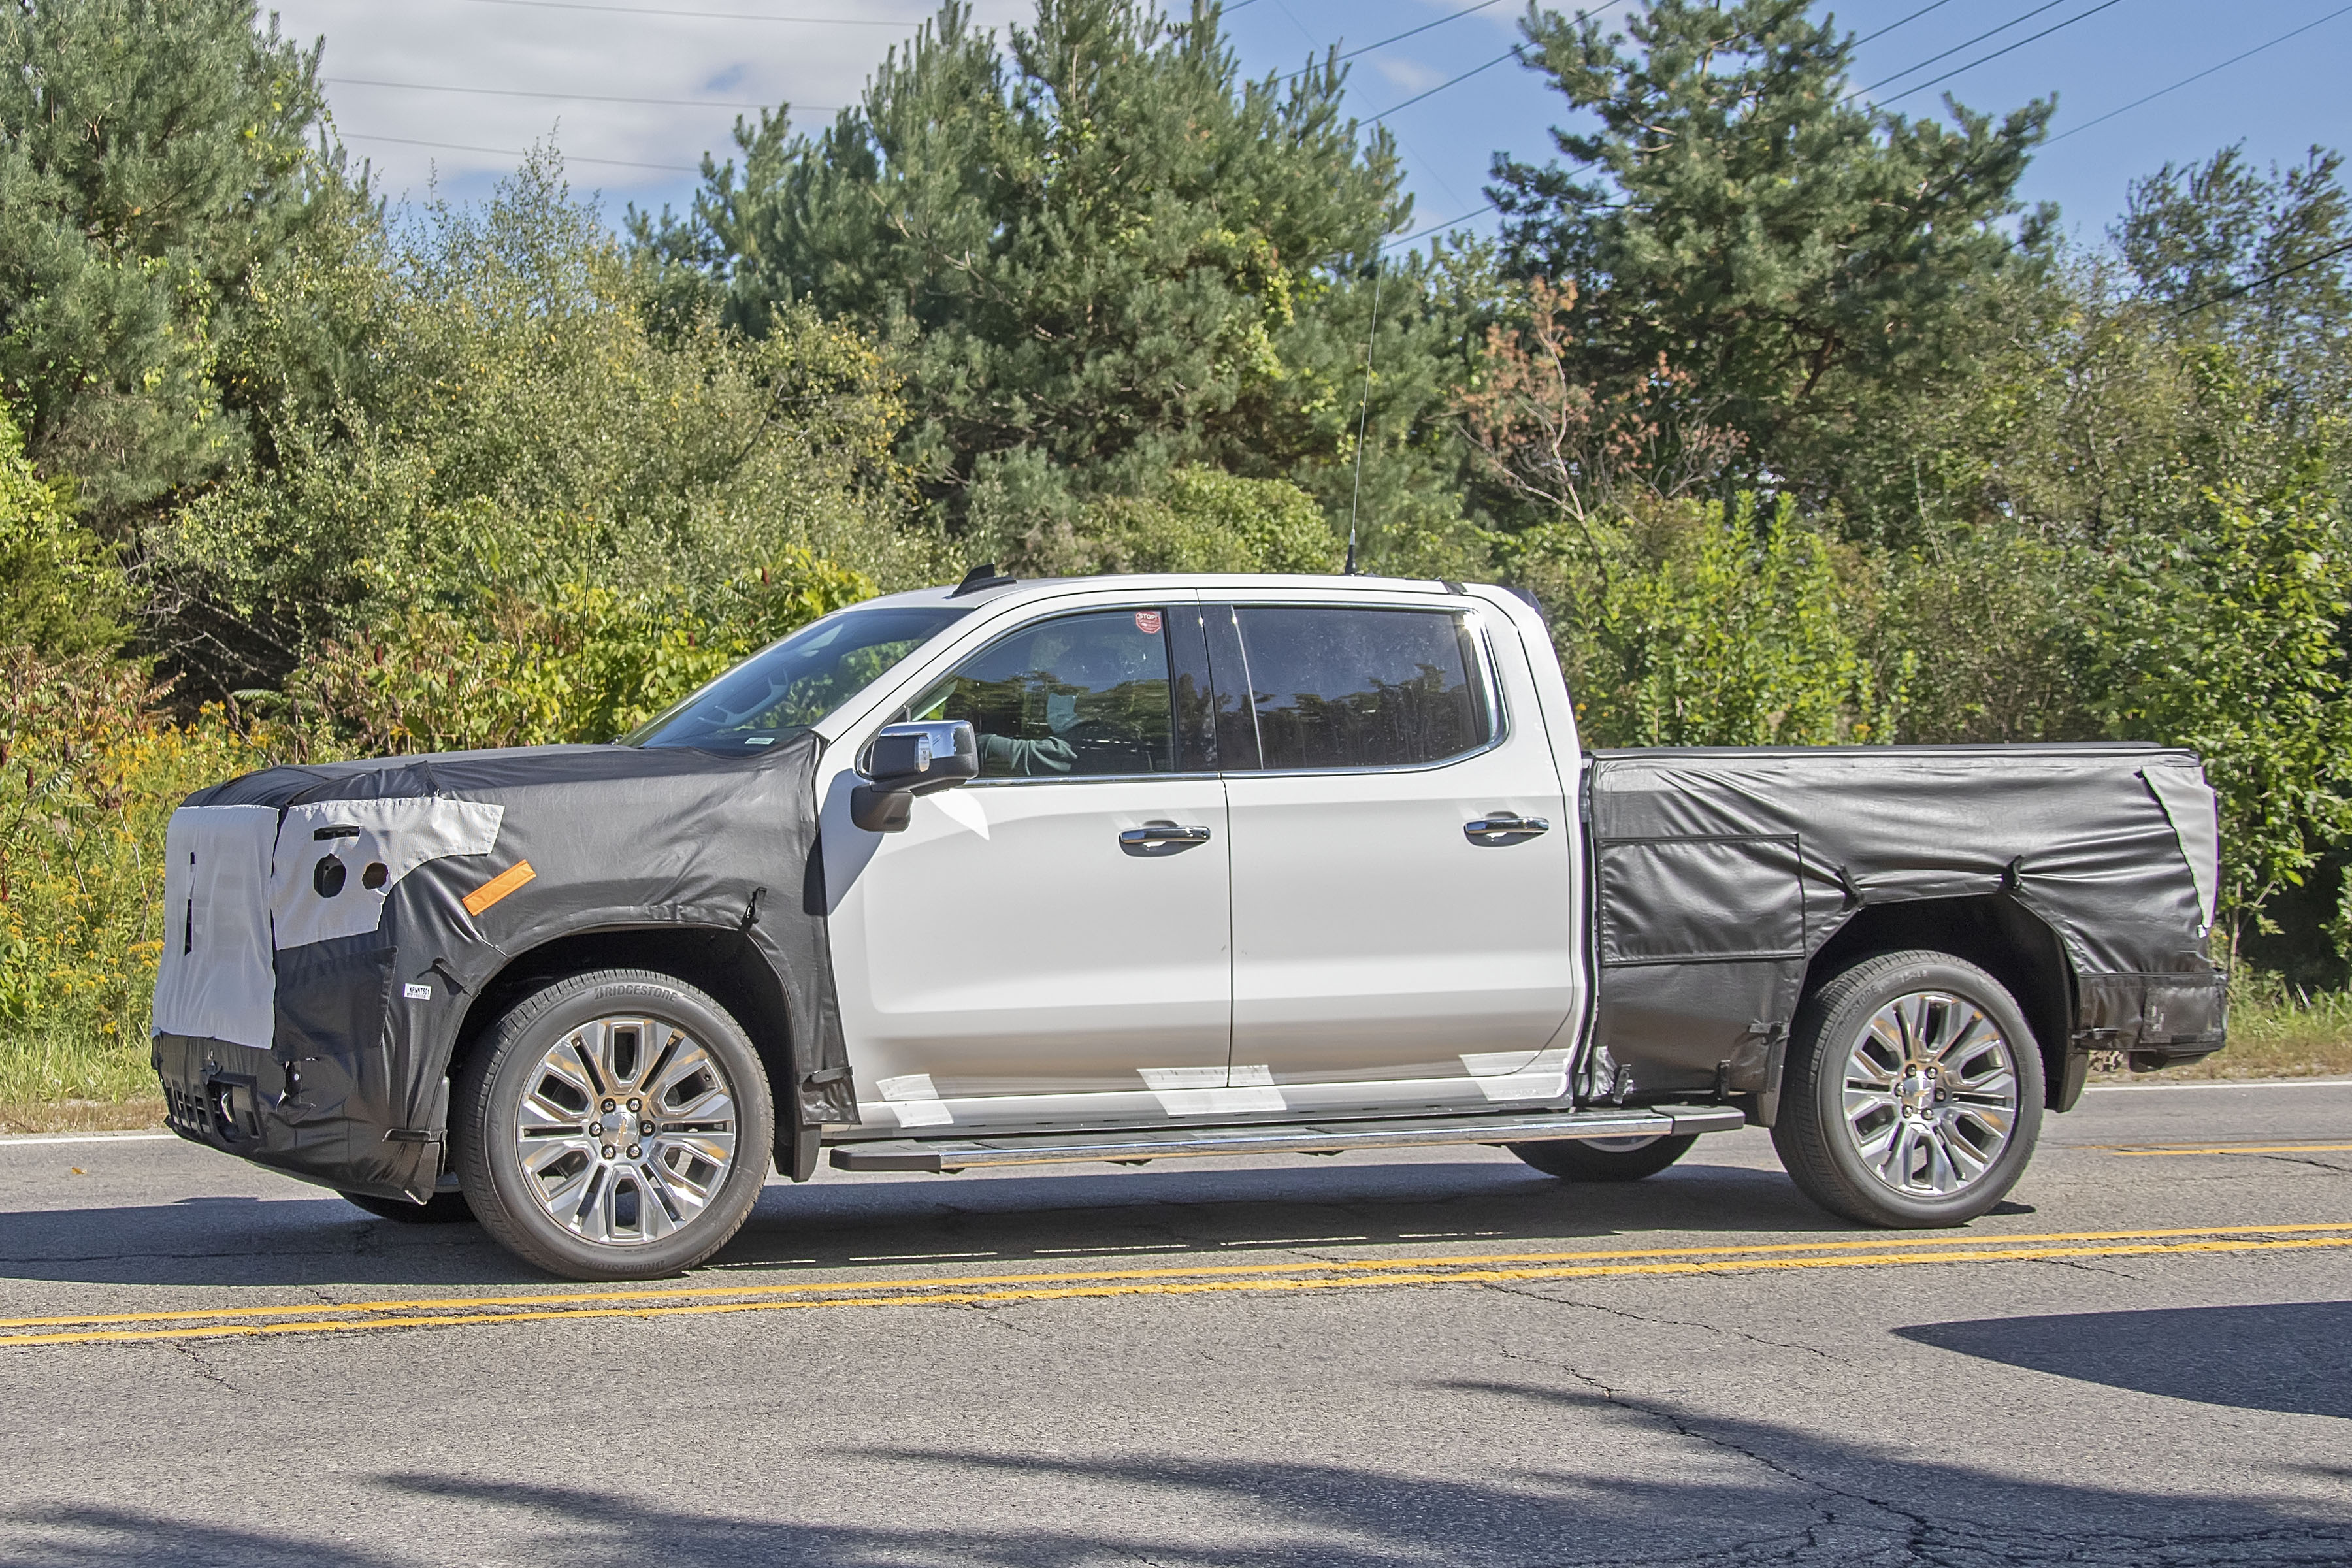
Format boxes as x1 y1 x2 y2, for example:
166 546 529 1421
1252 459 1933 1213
454 968 774 1281
1771 950 2043 1228
1509 1133 1698 1182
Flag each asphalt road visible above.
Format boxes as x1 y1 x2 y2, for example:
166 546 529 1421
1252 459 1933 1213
2 1080 2349 1567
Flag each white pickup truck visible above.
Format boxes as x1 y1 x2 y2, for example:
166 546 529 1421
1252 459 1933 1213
152 570 2227 1280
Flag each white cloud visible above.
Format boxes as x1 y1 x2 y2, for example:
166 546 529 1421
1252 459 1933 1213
271 0 1035 208
1370 54 1448 93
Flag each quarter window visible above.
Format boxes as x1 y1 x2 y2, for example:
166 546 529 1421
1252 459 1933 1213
908 609 1175 777
1233 606 1492 770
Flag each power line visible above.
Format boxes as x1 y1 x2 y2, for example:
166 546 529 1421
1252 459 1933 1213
1395 199 1496 247
1851 0 1958 48
1876 0 2126 104
1852 0 2074 97
2169 235 2352 319
341 130 703 173
2046 3 2352 145
1362 49 1516 124
1335 0 1507 63
325 76 827 111
1271 0 1536 89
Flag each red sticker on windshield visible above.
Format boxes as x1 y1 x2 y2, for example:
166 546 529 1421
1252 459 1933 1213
1134 610 1164 634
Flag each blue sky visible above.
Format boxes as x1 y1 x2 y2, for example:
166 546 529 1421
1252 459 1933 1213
276 0 2352 250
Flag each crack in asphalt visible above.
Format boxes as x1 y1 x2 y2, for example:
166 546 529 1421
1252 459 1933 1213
1480 1327 2352 1566
1486 1282 1857 1367
170 1339 239 1396
2254 1154 2352 1176
2027 1254 2141 1281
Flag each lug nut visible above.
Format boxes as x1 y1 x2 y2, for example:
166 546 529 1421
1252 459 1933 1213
627 1145 642 1159
600 1145 616 1159
628 1098 642 1112
589 1120 602 1137
602 1099 617 1113
640 1120 655 1136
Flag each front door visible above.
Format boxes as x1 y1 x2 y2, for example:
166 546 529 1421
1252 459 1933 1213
828 600 1234 1131
1218 599 1578 1113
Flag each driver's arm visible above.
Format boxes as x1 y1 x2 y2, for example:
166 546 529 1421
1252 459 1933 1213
981 733 1077 776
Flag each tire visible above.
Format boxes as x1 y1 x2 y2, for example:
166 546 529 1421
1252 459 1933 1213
453 968 776 1281
1509 1133 1698 1182
1771 950 2044 1228
340 1188 475 1224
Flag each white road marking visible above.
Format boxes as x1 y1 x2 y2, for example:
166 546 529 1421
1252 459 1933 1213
2083 1078 2352 1093
0 1133 179 1148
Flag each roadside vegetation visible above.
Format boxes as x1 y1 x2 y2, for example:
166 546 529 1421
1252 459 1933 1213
3 0 2351 1125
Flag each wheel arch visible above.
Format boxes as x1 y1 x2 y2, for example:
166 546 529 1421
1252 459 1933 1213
445 924 801 1174
1798 896 2080 1114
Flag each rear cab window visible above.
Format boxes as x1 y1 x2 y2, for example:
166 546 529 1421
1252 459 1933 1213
1217 604 1495 772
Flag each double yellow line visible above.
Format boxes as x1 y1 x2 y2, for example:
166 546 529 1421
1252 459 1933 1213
5 1222 2348 1350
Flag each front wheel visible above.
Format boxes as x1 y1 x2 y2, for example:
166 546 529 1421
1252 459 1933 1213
1509 1134 1698 1182
1771 950 2044 1228
454 968 776 1281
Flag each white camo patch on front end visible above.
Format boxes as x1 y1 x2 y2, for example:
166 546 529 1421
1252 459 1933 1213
151 796 505 1051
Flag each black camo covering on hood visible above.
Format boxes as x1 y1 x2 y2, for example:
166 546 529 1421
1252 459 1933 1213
152 731 846 1202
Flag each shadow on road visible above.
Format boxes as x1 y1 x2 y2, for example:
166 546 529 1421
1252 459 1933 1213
1895 1301 2352 1420
0 1156 1844 1289
9 1380 2348 1565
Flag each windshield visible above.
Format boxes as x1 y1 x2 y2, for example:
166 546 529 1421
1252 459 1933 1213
623 603 971 751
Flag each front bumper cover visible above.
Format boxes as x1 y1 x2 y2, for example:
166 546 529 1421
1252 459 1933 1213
154 1033 443 1202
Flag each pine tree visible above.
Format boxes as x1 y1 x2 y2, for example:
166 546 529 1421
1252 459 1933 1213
635 0 1484 569
0 0 358 525
1491 0 2049 510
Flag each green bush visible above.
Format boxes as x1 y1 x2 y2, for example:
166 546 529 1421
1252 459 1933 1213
152 155 938 702
1514 493 1895 747
1015 466 1341 576
0 412 129 657
290 549 874 752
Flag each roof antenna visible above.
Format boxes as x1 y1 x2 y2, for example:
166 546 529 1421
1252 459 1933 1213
1344 243 1384 576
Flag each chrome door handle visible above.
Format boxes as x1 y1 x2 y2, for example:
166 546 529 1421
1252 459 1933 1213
1120 825 1213 845
1465 813 1550 841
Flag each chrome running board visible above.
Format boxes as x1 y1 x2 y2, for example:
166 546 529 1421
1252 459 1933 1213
829 1105 1747 1173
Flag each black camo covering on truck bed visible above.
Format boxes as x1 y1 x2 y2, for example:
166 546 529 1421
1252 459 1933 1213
150 733 849 1202
1583 742 2225 1109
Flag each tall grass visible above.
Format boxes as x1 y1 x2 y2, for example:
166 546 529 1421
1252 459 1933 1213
0 653 291 1130
2113 970 2352 1082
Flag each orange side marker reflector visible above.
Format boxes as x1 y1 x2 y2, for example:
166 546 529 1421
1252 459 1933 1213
463 860 536 917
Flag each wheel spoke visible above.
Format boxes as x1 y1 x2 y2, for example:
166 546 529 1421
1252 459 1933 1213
1927 1005 1989 1064
1935 1123 1991 1183
1851 1115 1899 1166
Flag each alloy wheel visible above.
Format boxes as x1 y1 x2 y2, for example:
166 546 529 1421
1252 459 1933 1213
510 1013 740 1247
1840 990 2021 1199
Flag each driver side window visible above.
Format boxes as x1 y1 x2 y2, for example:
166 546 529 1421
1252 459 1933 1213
907 608 1175 777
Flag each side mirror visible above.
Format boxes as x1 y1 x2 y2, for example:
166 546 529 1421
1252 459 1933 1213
851 720 980 833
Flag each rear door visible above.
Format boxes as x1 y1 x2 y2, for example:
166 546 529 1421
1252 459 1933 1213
1217 595 1580 1113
